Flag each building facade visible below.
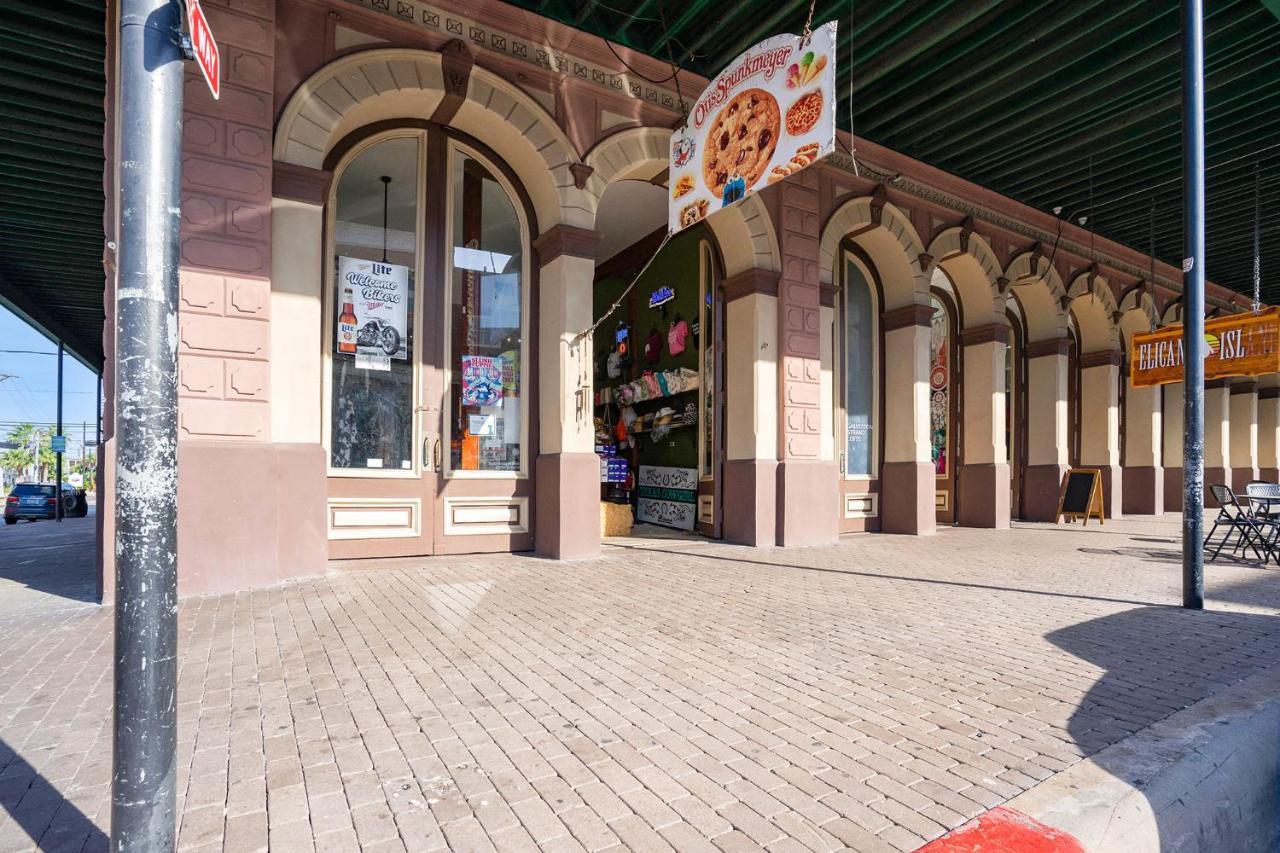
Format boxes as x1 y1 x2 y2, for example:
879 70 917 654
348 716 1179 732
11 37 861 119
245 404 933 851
95 0 1272 600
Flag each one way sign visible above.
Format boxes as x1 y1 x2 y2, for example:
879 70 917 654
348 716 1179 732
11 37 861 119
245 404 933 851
187 0 220 99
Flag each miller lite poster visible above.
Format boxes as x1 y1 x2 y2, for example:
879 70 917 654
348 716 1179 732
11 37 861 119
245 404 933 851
337 256 409 360
668 21 837 234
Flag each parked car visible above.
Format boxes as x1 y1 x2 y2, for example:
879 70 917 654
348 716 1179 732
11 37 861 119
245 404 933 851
4 482 88 524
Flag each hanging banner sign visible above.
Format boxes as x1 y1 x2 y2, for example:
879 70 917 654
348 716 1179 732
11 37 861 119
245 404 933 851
1129 307 1280 387
337 257 409 359
668 21 838 234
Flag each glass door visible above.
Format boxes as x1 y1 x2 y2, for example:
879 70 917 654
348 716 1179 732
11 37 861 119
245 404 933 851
324 130 536 559
430 140 534 554
325 133 437 559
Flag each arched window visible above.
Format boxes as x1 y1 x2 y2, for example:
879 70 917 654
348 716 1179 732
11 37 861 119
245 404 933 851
699 240 718 479
446 146 529 475
929 294 951 477
842 254 879 477
328 135 422 472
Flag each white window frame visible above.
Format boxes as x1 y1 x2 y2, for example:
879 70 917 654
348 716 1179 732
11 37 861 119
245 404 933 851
839 250 880 480
698 239 717 482
322 130 427 479
440 140 532 480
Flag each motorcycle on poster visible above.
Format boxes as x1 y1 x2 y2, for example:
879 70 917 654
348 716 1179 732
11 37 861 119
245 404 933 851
336 257 409 363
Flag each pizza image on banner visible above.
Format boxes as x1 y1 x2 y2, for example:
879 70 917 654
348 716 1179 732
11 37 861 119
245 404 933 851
668 21 837 235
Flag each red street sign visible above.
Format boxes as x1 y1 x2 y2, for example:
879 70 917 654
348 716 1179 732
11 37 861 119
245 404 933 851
188 0 220 100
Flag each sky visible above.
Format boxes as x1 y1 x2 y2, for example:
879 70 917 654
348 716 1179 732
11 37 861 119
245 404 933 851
0 304 102 461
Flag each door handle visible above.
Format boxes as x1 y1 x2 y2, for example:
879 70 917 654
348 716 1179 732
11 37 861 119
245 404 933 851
423 436 442 471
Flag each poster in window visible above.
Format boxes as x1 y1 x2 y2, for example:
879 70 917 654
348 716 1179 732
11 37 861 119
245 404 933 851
337 256 409 360
461 355 504 406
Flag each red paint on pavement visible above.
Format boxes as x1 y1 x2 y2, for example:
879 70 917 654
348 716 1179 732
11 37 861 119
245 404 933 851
914 806 1087 853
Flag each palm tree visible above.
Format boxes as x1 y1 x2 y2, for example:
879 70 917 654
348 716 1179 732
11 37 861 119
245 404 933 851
1 424 55 484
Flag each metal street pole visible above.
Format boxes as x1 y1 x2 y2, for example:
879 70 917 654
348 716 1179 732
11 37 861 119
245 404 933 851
112 0 183 847
1181 0 1206 610
56 342 63 522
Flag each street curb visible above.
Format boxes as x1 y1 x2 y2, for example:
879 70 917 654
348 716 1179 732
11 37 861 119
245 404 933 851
996 661 1280 852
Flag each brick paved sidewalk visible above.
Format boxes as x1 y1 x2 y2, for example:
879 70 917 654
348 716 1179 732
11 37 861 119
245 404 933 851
2 517 1280 852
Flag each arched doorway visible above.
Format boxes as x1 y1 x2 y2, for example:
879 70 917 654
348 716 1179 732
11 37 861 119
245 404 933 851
591 178 728 541
836 246 884 533
1068 319 1082 468
1006 306 1028 519
324 127 537 558
930 286 961 525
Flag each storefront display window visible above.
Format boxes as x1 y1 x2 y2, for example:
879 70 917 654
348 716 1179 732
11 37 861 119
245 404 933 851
447 149 527 474
700 241 715 479
329 136 419 472
930 295 950 476
844 259 876 476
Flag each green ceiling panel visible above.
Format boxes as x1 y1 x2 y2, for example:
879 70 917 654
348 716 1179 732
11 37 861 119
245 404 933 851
3 0 1278 372
0 0 105 367
519 0 1280 304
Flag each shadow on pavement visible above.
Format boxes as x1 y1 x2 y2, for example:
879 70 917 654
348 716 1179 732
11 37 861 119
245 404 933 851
0 513 99 607
1045 606 1280 848
0 737 106 851
606 542 1162 608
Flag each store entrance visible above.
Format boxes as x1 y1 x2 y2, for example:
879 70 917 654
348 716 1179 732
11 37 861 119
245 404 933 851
324 128 536 559
591 197 723 542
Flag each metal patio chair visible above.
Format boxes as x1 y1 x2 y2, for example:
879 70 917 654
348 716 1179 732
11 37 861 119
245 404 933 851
1206 484 1280 564
1244 481 1280 522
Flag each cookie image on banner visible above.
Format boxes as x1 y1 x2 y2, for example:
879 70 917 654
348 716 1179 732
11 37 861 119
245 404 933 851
701 87 780 199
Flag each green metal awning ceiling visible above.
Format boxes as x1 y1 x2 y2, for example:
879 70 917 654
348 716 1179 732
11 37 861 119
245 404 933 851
0 0 105 369
521 0 1280 305
2 2 1278 372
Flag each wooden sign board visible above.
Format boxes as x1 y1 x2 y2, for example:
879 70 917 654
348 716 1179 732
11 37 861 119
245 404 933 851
1130 307 1280 387
1056 468 1105 525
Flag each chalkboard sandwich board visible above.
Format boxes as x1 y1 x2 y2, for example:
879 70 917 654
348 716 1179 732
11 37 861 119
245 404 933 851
1056 468 1105 525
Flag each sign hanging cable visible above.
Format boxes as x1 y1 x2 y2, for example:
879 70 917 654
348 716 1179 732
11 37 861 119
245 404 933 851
801 0 818 43
573 0 688 344
655 0 687 119
573 231 674 345
1254 163 1262 314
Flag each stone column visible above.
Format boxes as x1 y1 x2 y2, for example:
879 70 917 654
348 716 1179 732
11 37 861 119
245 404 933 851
1079 351 1123 517
533 226 601 558
1229 380 1259 493
1260 387 1280 482
1023 338 1070 521
1163 382 1184 511
103 0 329 601
722 270 779 546
1121 367 1163 515
774 173 838 545
879 304 936 534
1204 380 1232 502
957 323 1010 528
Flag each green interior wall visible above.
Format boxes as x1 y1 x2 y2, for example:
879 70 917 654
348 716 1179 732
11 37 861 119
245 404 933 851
594 225 706 471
